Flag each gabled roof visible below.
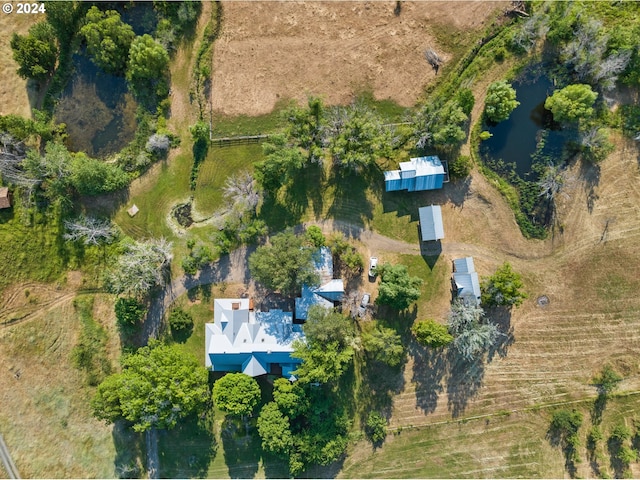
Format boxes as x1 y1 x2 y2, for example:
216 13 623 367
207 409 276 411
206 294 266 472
452 257 481 306
453 257 475 274
418 205 445 241
206 299 304 376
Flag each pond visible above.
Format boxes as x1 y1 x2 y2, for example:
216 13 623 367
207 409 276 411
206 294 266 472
55 55 138 158
481 76 567 179
53 3 158 158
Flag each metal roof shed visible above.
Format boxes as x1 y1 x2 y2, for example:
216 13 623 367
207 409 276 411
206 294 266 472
418 205 444 241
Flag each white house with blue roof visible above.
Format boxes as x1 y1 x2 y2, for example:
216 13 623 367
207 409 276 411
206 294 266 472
453 257 482 306
384 156 445 192
205 298 304 378
205 247 344 377
295 247 344 320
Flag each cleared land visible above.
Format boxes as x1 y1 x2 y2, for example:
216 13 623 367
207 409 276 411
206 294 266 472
211 1 509 116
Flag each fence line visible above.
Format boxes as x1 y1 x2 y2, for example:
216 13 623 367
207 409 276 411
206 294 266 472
210 134 270 148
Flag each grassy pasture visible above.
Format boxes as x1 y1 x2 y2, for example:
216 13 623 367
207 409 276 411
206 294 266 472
341 393 640 479
0 295 118 478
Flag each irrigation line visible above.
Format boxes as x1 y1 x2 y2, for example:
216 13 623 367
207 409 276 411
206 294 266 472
0 434 20 479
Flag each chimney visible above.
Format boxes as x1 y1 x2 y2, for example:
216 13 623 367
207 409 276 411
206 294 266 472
249 298 254 311
231 302 240 310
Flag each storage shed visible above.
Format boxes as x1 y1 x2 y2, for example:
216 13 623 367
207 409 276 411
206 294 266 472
453 257 482 306
384 156 445 192
418 205 444 241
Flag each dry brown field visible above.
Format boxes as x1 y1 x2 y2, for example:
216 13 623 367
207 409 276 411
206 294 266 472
211 1 509 116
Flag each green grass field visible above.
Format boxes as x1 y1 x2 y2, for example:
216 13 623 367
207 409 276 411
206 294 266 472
193 144 263 217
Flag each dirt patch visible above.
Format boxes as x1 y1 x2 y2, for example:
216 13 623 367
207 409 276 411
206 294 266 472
211 1 508 116
0 13 44 118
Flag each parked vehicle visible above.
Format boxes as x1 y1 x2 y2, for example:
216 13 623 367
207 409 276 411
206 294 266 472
368 257 378 277
358 293 371 317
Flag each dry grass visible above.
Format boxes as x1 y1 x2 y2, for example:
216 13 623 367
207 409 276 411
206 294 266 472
211 1 509 116
0 294 119 478
0 12 44 117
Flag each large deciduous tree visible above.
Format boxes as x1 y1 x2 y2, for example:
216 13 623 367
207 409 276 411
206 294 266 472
10 22 58 81
480 262 527 307
212 372 261 417
411 319 453 348
248 230 319 296
375 263 423 310
484 81 519 123
361 324 404 367
90 343 209 432
104 238 173 297
324 104 391 173
80 7 135 75
544 84 598 124
126 34 170 101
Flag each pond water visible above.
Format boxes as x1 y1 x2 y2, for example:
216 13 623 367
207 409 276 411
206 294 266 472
55 55 137 158
481 76 566 179
53 3 158 158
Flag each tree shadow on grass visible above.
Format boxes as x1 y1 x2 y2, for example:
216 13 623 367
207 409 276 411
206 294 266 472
158 412 217 478
359 356 406 422
410 343 447 415
607 436 628 479
113 420 144 479
327 170 374 225
546 420 579 478
220 416 261 479
485 306 515 362
446 350 486 418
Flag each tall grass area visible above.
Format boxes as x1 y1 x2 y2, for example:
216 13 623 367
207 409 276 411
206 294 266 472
0 300 117 477
71 295 112 386
0 199 78 293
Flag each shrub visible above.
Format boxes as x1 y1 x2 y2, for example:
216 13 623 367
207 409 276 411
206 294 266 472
305 225 326 248
365 411 387 444
449 155 472 179
412 319 453 348
114 297 146 327
168 307 193 332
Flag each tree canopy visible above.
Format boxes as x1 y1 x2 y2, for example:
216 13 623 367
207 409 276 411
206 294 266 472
104 238 173 297
90 343 209 432
80 7 135 75
375 263 423 310
126 34 170 100
257 402 294 455
448 300 500 362
10 22 58 81
545 84 598 124
248 230 319 296
481 262 528 307
212 373 261 417
303 305 356 350
361 324 404 367
484 81 520 123
325 104 391 173
411 319 454 348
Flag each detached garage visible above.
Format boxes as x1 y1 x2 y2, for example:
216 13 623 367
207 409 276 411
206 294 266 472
418 205 444 241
